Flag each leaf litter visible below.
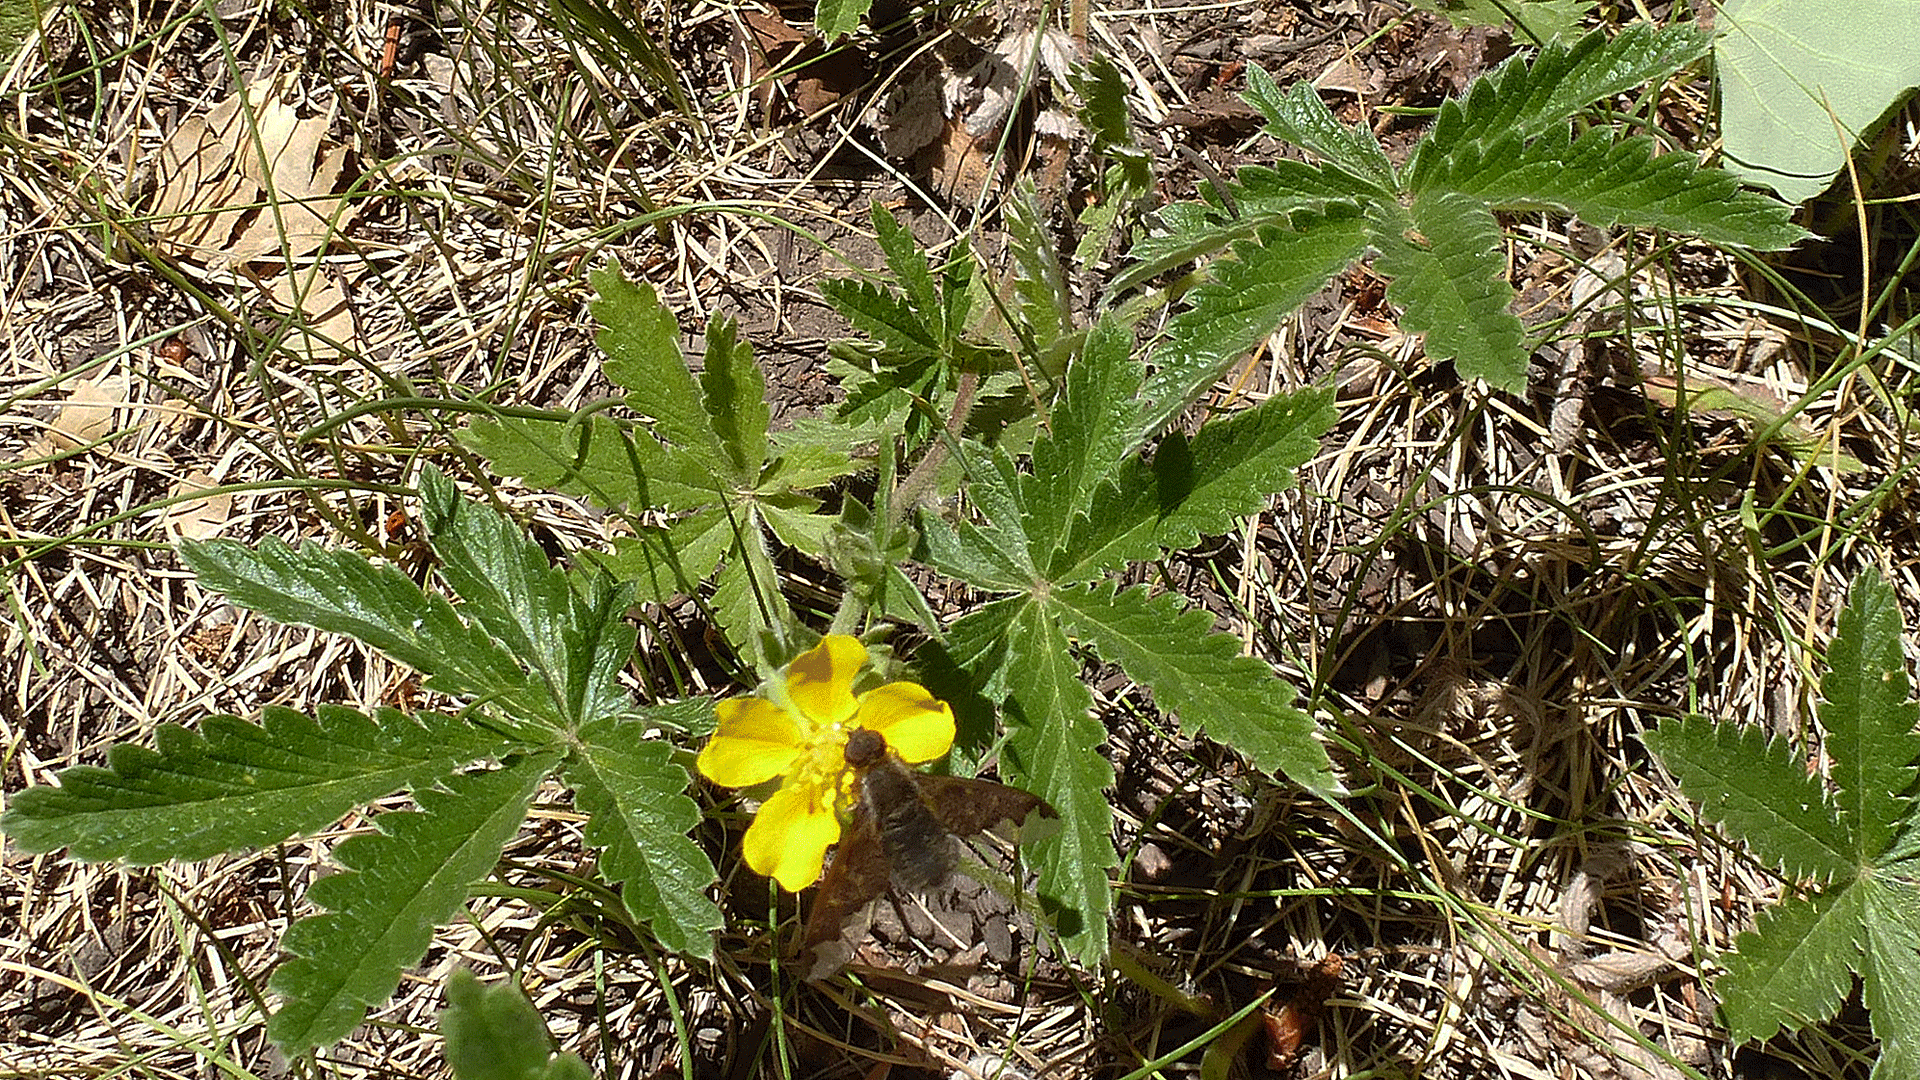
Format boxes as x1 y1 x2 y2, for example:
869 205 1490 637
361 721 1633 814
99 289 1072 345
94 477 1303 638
3 0 1915 1077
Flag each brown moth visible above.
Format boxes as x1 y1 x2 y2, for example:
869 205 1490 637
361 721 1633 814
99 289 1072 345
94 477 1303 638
800 726 1057 979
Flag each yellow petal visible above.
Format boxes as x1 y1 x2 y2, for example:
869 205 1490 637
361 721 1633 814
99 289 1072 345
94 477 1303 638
785 635 867 729
698 697 804 787
852 681 955 764
742 782 841 891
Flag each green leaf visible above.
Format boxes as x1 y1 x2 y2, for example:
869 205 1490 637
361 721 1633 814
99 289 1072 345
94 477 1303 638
1059 385 1337 581
1651 573 1920 1058
1821 571 1920 860
940 600 1024 707
767 417 873 491
1022 317 1145 556
1241 69 1395 190
419 467 579 702
558 572 648 732
758 494 836 557
820 277 939 356
814 0 870 40
1864 876 1920 1080
1142 206 1369 435
1001 602 1115 968
1410 24 1710 170
1232 160 1397 216
1716 0 1920 204
1643 714 1854 883
268 751 557 1053
872 202 942 327
456 412 710 513
1431 127 1808 249
1054 583 1337 795
0 706 488 864
1715 886 1864 1043
442 970 592 1080
1370 192 1528 392
566 717 722 958
179 537 535 712
1075 55 1134 152
1005 183 1076 382
709 513 792 670
922 444 1040 590
919 511 1036 593
592 267 721 463
1114 173 1370 301
699 314 769 481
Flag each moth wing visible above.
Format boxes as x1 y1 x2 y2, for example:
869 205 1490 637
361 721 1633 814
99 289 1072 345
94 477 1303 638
800 809 891 980
916 774 1057 840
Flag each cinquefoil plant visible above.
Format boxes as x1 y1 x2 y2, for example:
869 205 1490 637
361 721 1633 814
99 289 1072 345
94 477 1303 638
1122 23 1808 419
1645 571 1920 1078
459 264 1342 968
1 467 723 1055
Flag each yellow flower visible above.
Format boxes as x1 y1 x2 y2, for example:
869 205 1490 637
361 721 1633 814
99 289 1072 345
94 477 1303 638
696 635 955 891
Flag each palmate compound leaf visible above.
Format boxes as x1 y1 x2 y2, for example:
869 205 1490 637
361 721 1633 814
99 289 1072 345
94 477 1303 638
1647 572 1920 1067
268 750 559 1054
1642 713 1853 883
1053 583 1337 796
564 716 722 958
1140 206 1369 437
0 705 492 864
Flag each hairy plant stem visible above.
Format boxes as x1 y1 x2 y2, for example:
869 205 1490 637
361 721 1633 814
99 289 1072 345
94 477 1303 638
887 369 978 529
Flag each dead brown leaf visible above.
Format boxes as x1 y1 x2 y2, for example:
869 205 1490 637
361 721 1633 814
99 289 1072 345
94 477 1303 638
39 372 130 454
260 268 358 362
151 70 357 266
162 471 232 540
